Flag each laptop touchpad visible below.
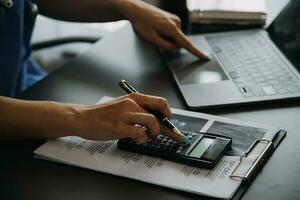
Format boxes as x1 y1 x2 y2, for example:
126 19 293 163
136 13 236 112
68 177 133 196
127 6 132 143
169 50 229 85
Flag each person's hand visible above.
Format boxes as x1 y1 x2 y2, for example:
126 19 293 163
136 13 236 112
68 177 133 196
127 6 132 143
118 0 208 59
73 93 175 144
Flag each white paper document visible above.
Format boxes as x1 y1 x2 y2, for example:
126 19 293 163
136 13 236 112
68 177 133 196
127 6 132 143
188 0 267 13
187 0 267 25
34 97 279 199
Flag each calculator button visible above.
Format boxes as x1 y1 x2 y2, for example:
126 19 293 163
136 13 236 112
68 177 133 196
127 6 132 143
192 133 196 136
176 150 181 154
188 135 193 139
161 139 168 143
178 146 183 150
156 136 162 139
183 132 188 136
171 142 177 146
171 140 177 143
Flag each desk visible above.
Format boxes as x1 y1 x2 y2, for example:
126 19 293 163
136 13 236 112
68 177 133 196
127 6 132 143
1 1 299 200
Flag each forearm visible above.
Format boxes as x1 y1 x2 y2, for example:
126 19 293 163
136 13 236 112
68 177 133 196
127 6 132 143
0 97 82 140
35 0 140 22
36 0 206 59
0 94 179 144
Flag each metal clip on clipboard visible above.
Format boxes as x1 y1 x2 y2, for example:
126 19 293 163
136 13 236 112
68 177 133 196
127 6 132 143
229 139 274 181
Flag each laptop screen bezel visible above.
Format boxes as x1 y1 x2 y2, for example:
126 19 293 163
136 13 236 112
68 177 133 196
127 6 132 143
267 0 300 68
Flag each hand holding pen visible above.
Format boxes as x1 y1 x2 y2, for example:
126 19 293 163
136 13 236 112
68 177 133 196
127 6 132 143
119 80 191 145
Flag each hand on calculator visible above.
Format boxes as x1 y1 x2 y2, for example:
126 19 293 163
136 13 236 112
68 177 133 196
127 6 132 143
72 93 184 144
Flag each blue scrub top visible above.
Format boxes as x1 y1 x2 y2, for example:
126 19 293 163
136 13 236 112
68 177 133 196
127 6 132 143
0 0 46 97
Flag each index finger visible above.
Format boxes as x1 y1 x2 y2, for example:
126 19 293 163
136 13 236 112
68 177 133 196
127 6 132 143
160 125 185 145
174 30 209 60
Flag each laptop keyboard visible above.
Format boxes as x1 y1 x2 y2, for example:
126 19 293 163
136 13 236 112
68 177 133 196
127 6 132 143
205 31 300 98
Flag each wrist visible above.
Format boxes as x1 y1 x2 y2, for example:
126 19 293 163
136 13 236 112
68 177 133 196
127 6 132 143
60 104 87 138
113 0 141 20
40 103 86 139
63 104 111 141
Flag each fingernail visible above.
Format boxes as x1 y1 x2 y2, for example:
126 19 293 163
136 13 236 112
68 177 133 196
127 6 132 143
199 51 211 60
201 55 211 61
180 135 191 146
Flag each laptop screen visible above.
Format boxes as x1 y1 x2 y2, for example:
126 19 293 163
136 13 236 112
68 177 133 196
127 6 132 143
268 0 300 69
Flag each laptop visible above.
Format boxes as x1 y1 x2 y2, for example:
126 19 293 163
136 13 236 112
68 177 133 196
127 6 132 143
162 0 300 109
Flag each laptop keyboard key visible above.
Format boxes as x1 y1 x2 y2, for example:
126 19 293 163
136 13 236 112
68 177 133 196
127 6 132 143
262 86 277 95
276 88 289 94
287 85 300 93
250 86 265 96
206 32 300 98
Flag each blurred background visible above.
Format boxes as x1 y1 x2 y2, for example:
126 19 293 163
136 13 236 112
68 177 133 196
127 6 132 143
31 0 287 74
31 16 128 73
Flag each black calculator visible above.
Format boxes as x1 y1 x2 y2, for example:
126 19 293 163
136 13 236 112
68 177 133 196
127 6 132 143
117 131 232 168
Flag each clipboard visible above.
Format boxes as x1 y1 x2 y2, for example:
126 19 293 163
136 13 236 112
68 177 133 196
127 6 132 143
33 97 288 200
229 129 287 200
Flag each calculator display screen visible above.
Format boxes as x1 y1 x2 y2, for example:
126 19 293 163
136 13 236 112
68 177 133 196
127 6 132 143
188 137 214 158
